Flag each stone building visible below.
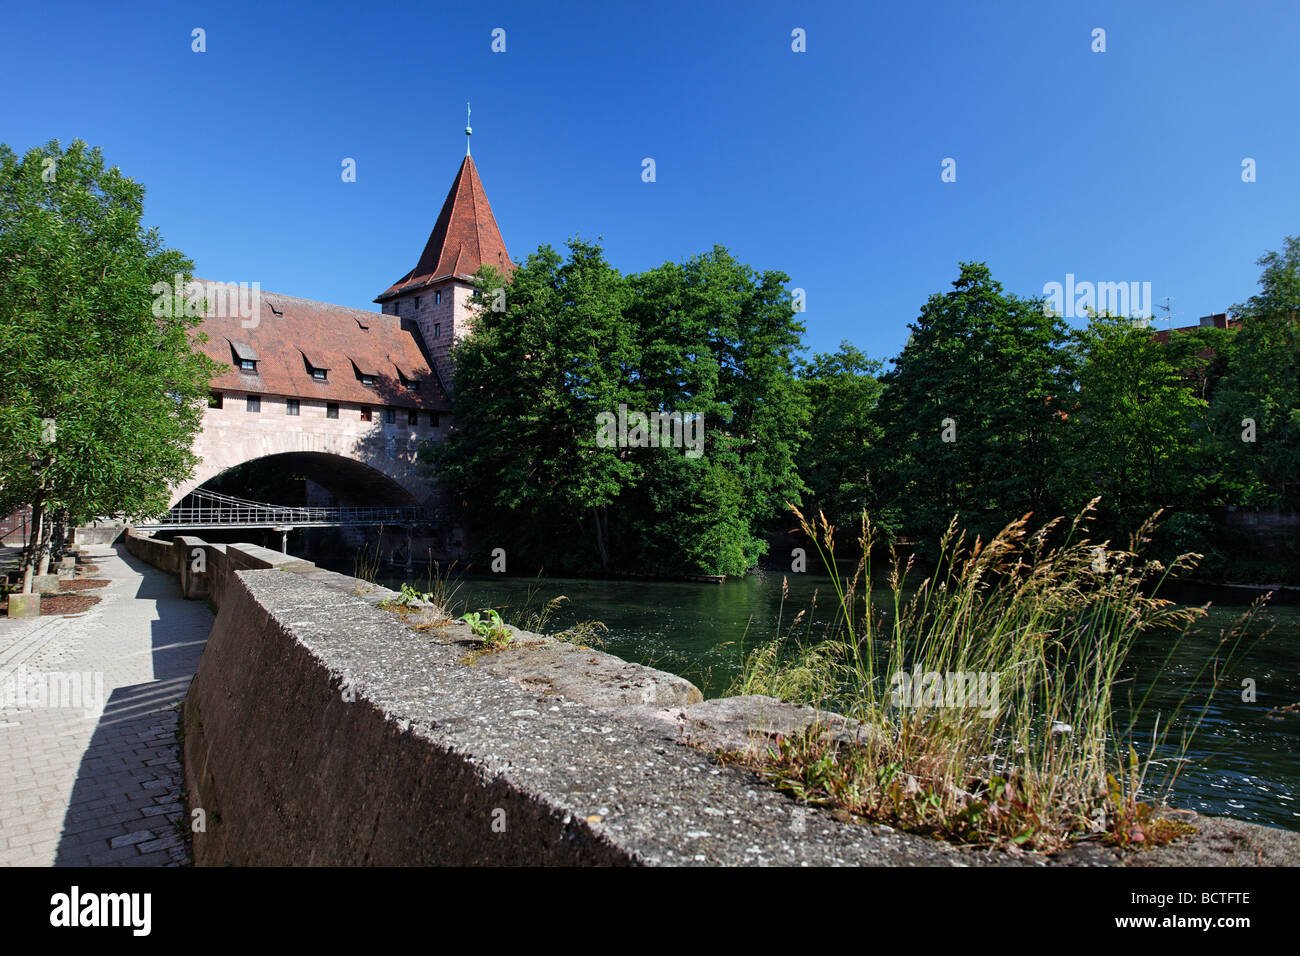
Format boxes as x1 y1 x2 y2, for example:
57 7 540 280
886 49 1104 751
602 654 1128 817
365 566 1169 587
184 148 514 550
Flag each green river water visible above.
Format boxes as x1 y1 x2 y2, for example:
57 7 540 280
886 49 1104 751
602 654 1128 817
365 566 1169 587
377 569 1300 832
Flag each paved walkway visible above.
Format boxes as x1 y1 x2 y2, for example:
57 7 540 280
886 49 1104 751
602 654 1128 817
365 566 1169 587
0 543 212 866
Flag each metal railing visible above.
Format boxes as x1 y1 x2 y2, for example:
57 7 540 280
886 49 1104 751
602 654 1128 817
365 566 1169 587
134 488 421 530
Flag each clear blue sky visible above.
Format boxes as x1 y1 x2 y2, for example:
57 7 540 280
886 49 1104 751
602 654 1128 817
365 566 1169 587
3 0 1297 364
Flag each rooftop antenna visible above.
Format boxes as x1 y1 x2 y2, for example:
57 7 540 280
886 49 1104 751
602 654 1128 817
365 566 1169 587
465 102 472 156
1157 296 1180 331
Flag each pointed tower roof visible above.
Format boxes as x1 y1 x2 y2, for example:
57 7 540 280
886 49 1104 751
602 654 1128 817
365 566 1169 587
376 155 513 302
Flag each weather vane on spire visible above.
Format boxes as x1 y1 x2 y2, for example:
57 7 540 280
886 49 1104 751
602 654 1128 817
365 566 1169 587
465 102 472 156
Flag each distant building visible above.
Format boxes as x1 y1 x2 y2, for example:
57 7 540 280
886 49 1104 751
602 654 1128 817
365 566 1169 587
180 147 514 541
1152 312 1239 344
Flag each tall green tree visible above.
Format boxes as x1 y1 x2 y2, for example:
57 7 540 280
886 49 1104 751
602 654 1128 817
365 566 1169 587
1210 237 1300 508
427 241 807 576
0 140 217 591
622 247 808 574
424 239 637 572
875 262 1069 548
1054 315 1209 536
795 341 884 530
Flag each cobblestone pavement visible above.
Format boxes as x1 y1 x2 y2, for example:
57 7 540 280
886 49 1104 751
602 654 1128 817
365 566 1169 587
0 543 211 866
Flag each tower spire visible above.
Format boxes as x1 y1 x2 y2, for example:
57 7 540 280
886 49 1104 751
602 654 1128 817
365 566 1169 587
465 102 472 156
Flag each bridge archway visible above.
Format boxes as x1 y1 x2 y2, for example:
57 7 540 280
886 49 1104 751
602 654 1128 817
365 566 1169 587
173 414 435 511
188 452 422 509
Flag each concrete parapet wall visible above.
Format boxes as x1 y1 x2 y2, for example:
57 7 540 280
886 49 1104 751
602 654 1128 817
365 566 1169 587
74 523 124 546
125 530 179 575
181 568 908 865
124 530 1300 867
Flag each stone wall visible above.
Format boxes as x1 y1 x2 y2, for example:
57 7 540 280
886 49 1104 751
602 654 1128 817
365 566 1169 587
384 279 476 394
125 530 1300 867
169 391 443 509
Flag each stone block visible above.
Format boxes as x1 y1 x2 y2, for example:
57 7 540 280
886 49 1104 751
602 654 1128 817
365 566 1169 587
6 591 40 617
32 574 61 593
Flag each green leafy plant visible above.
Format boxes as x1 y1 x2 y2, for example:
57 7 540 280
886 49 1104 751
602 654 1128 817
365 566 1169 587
459 609 513 648
378 582 436 611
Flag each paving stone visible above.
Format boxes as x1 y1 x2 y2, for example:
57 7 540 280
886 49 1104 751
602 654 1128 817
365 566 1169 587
109 829 155 849
0 543 209 866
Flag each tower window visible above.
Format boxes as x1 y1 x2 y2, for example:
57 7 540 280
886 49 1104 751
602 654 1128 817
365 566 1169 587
435 290 442 305
326 403 339 419
430 411 439 428
246 395 261 413
414 296 421 309
286 399 300 416
433 323 441 339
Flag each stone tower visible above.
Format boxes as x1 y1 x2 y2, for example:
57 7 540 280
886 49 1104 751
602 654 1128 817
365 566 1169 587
374 152 512 392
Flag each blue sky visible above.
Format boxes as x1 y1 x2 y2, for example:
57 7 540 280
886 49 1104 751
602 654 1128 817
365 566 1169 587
3 0 1298 364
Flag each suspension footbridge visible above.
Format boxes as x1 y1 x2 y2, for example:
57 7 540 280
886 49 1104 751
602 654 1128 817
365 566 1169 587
133 488 422 532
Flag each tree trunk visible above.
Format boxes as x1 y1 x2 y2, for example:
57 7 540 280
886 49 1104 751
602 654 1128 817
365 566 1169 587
590 505 610 571
37 511 55 575
21 496 44 594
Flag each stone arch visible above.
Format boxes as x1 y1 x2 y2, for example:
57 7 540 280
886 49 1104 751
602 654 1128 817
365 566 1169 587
172 414 435 511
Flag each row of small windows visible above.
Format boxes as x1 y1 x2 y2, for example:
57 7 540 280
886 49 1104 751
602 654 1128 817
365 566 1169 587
210 392 439 427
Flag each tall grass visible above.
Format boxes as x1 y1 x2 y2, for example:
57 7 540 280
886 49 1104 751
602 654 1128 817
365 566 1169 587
423 555 465 617
352 537 382 584
498 573 608 647
731 500 1263 849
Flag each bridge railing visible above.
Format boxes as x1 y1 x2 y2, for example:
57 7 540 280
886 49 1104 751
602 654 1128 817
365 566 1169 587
136 488 422 529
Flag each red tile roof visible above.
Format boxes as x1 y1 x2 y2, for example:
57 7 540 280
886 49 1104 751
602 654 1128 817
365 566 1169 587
192 282 448 410
376 155 513 301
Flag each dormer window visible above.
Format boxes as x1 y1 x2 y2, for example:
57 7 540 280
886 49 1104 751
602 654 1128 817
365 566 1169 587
352 357 380 387
396 367 422 392
301 348 330 382
230 340 259 374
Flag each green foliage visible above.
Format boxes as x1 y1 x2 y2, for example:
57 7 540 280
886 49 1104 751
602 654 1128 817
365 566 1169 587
459 609 512 648
379 583 435 608
1054 315 1209 536
0 139 218 578
1209 237 1300 509
874 262 1069 550
425 240 636 573
424 239 808 576
795 341 885 530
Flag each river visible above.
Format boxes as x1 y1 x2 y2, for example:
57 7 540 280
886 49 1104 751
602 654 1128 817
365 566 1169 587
376 568 1300 832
